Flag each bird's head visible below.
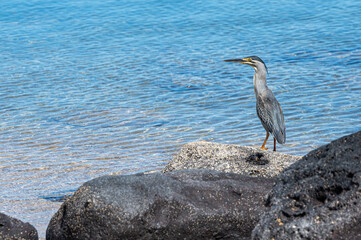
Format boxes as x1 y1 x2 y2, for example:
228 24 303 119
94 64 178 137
224 56 268 73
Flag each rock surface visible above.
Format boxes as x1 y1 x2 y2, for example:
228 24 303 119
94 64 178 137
46 169 275 240
162 141 301 178
252 131 361 240
0 212 38 240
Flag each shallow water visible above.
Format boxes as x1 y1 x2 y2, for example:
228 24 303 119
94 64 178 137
1 0 360 238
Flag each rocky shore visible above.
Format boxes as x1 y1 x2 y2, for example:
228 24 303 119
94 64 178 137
2 131 360 239
162 141 301 178
0 213 38 240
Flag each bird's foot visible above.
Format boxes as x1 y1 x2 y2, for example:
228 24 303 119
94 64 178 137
256 146 268 150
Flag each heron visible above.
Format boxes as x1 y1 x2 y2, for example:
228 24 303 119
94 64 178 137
224 56 285 151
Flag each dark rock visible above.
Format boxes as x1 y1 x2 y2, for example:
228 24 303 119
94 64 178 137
162 141 301 178
0 212 38 240
252 131 361 240
46 169 275 240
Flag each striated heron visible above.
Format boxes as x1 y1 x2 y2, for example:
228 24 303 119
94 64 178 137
224 56 286 151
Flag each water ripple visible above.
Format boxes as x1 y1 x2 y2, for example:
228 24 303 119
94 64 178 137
1 0 361 238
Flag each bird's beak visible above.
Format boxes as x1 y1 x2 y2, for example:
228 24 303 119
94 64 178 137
224 58 250 64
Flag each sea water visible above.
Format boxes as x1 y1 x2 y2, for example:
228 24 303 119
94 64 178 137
0 0 360 237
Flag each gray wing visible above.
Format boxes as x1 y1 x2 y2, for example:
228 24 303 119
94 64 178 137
256 89 286 144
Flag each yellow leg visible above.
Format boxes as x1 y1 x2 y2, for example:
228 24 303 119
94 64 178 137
257 132 269 150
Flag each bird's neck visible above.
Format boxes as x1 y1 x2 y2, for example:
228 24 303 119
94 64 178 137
253 68 268 96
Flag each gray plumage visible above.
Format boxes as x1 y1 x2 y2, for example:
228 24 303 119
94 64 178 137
256 89 285 144
224 56 286 150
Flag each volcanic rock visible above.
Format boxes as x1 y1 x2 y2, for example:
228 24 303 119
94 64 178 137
46 169 275 240
0 212 38 240
252 131 361 240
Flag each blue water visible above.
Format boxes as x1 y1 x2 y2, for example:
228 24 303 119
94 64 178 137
1 0 360 237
